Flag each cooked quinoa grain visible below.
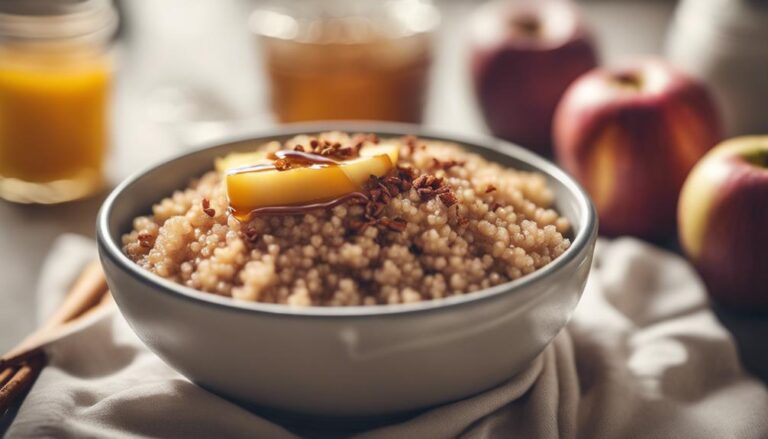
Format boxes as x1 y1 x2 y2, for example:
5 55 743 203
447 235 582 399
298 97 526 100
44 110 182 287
123 132 571 306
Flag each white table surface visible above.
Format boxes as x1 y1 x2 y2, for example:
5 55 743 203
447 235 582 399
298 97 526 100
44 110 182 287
2 0 765 383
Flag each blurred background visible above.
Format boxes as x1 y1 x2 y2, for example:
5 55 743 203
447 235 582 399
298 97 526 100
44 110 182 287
1 0 766 371
109 0 684 175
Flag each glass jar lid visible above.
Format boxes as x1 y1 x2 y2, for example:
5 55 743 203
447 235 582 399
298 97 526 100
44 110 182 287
0 0 117 42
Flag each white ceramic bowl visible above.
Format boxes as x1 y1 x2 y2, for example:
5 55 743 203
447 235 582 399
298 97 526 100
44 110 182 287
97 123 597 418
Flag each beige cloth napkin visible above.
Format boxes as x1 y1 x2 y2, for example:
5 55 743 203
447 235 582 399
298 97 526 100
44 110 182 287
6 235 768 438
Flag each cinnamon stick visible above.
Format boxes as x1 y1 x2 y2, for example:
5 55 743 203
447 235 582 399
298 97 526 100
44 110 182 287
0 367 15 388
0 353 45 414
0 261 110 415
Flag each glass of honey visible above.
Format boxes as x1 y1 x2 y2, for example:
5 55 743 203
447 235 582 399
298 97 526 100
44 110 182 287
0 0 117 204
250 0 439 124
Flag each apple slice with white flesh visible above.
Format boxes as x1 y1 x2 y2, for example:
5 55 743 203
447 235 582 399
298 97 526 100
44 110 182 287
225 143 399 219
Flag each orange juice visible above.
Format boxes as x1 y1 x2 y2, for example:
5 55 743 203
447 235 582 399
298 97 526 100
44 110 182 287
0 0 116 203
0 49 109 196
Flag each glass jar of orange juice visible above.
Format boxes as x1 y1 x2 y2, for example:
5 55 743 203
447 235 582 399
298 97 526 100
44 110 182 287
0 0 117 203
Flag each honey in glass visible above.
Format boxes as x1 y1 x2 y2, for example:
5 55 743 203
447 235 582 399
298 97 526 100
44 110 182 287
251 0 439 123
0 0 117 203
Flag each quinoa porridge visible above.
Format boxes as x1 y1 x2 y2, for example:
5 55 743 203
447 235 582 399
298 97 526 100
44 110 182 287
122 132 571 306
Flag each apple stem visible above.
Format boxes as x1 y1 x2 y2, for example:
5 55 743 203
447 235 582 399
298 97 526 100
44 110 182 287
745 149 768 169
510 15 541 36
613 72 643 91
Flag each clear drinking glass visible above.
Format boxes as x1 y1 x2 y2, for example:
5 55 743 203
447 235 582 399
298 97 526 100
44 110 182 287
0 0 117 204
250 0 439 124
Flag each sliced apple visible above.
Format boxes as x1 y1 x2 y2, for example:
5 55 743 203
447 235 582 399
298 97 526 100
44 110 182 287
215 150 270 173
339 154 394 188
226 144 398 218
227 165 359 215
360 141 399 164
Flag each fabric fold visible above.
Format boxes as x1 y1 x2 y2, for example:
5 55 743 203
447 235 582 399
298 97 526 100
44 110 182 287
6 236 768 439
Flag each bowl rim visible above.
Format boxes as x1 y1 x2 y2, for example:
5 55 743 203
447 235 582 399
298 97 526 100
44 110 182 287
97 121 597 319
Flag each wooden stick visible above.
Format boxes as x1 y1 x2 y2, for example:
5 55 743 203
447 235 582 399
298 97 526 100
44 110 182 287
0 354 45 415
0 294 113 369
0 261 109 415
42 260 108 328
1 261 108 365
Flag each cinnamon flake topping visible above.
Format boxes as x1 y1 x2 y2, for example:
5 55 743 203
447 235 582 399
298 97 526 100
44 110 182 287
137 232 153 248
403 135 418 155
431 157 464 170
242 226 260 244
298 136 361 161
341 137 459 236
202 198 216 217
439 192 458 207
413 173 453 203
274 158 290 171
379 217 407 232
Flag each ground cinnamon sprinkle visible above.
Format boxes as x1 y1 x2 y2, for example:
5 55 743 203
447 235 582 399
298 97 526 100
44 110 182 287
123 132 571 306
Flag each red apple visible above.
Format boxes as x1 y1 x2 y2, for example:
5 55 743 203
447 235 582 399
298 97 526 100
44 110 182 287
678 137 768 311
469 0 598 156
554 58 722 239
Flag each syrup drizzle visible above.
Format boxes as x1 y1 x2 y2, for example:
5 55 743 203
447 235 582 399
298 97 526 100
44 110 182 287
225 150 340 176
228 191 368 222
271 150 339 165
226 162 275 175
